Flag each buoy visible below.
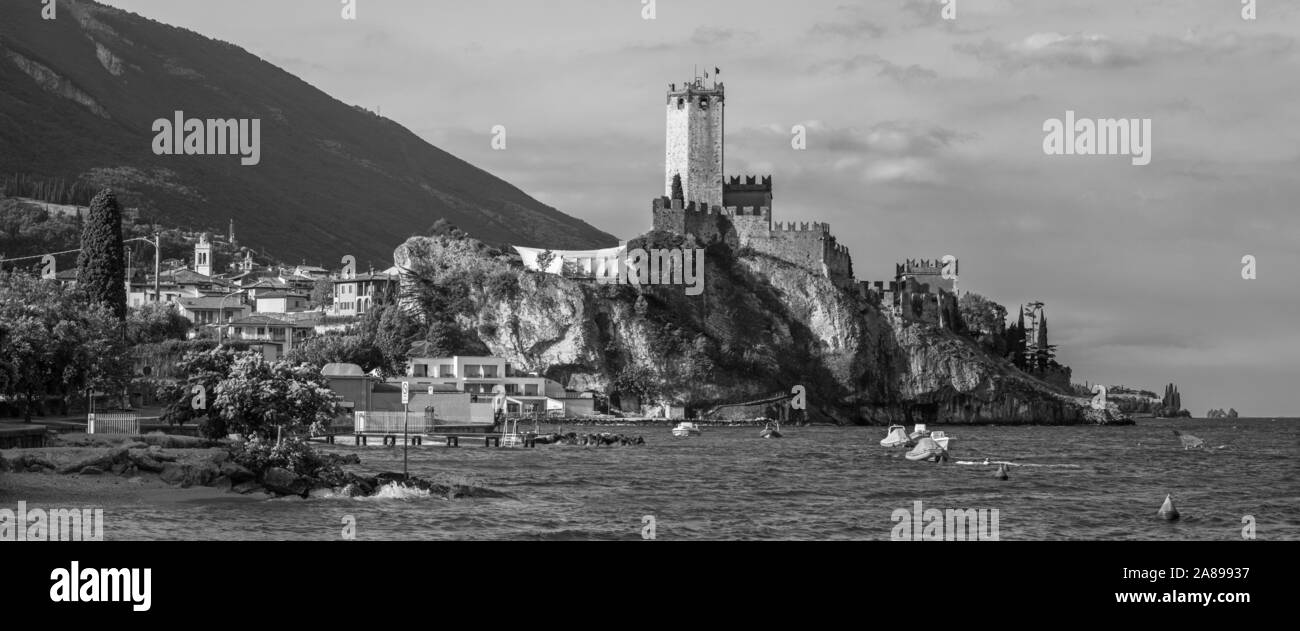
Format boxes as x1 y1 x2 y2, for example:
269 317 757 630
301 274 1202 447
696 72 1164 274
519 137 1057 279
1158 494 1180 520
992 463 1008 480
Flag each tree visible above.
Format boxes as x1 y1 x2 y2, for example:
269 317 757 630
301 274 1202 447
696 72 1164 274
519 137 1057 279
159 345 244 433
535 249 556 273
671 173 684 201
212 354 341 440
126 303 191 345
309 278 333 308
76 189 127 320
287 333 385 372
0 271 126 421
163 346 341 439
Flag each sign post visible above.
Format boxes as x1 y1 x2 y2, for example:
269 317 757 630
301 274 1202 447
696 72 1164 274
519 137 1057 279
401 381 410 479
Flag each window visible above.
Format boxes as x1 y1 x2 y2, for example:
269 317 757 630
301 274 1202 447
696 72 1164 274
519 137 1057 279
505 384 519 395
257 327 266 336
676 97 685 110
439 365 455 378
524 384 538 396
413 364 428 378
698 96 709 110
482 365 498 378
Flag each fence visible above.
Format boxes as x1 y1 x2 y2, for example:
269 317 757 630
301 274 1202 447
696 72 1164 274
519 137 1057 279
354 411 435 435
87 413 140 435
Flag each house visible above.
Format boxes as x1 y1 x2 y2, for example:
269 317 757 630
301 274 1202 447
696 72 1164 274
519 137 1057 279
176 296 250 327
320 363 484 426
399 355 597 418
216 314 314 360
329 268 398 317
255 291 310 314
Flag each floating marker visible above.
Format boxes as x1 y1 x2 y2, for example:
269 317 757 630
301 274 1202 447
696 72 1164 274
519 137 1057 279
1158 494 1180 521
993 463 1009 480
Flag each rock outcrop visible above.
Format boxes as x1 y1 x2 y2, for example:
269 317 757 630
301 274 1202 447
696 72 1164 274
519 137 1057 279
394 232 1129 426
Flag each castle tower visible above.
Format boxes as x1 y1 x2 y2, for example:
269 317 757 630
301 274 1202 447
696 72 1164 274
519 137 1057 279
194 233 213 276
665 76 724 208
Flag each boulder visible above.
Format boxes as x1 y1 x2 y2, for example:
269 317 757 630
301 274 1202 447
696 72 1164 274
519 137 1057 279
110 462 128 475
212 475 233 492
219 462 255 485
159 463 189 486
338 483 367 498
262 467 308 497
231 481 264 495
130 454 165 473
184 462 221 487
79 466 105 475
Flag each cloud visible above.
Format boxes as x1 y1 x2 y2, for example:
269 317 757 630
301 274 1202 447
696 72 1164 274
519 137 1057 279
817 54 938 82
958 32 1142 70
958 30 1299 72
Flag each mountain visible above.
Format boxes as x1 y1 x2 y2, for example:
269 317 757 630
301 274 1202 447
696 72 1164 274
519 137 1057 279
0 0 615 266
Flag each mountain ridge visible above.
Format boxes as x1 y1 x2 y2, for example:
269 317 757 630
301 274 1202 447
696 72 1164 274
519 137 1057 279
0 0 615 263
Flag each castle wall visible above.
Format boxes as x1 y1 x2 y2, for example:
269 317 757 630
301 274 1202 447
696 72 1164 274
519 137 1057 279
744 222 854 286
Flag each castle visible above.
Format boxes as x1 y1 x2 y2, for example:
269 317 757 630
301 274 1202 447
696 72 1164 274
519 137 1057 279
650 77 854 287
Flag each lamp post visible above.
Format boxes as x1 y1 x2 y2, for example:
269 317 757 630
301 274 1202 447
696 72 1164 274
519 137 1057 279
217 289 246 344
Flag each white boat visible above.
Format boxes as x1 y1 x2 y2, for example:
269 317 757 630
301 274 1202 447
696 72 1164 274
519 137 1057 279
760 421 783 439
672 422 701 437
909 423 930 440
930 430 952 450
880 424 913 448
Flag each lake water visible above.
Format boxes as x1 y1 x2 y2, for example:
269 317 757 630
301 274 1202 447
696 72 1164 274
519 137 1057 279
27 417 1300 540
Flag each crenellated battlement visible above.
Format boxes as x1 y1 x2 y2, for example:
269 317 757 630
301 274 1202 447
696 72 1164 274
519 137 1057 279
725 175 772 189
771 221 830 233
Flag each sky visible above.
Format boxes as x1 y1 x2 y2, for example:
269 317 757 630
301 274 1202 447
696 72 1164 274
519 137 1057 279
98 0 1300 415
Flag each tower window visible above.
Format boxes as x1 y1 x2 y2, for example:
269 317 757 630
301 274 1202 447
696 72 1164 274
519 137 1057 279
698 97 709 110
677 98 685 110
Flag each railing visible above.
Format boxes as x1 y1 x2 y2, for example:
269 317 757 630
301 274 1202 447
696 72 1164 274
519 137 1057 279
354 411 435 435
87 413 140 435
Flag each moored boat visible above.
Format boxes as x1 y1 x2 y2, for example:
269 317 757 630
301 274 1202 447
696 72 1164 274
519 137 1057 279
880 424 913 448
908 423 930 440
905 436 948 462
672 422 701 437
930 430 952 450
760 421 783 439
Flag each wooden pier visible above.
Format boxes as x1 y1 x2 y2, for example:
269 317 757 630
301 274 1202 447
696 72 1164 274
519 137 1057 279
346 431 538 448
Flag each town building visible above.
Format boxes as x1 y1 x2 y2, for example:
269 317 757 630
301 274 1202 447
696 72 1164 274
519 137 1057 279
216 314 313 360
254 290 309 314
329 268 398 317
400 355 595 418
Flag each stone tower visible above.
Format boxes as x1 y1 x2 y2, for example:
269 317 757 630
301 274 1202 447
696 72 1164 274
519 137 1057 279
194 233 213 276
665 77 725 208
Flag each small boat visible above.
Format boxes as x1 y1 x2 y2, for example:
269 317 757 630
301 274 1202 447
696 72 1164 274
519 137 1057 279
905 437 948 462
760 421 783 439
908 423 930 440
930 430 952 450
672 422 701 437
880 424 913 448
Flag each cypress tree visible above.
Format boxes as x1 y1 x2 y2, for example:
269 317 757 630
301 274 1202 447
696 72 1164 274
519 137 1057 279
76 188 127 320
671 173 684 201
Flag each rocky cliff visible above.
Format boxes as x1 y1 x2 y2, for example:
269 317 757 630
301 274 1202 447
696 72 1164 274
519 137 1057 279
393 231 1130 426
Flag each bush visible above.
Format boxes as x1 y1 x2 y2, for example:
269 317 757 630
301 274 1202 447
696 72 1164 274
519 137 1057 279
230 436 354 484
